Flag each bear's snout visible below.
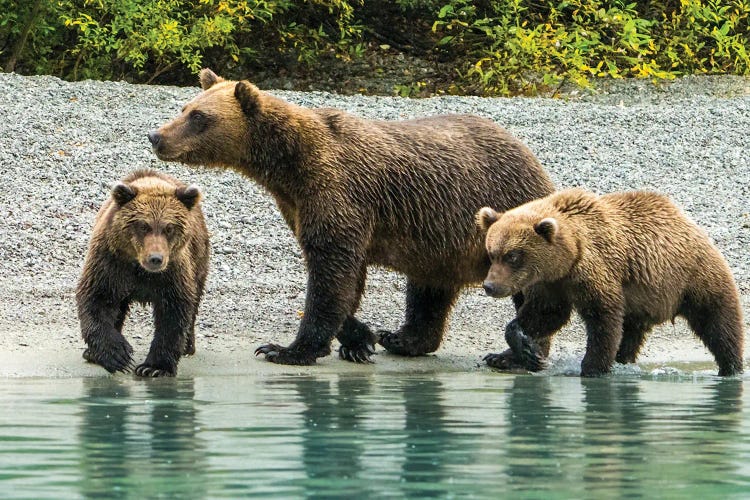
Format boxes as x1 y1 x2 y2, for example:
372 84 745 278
147 130 162 147
141 252 168 273
148 253 163 267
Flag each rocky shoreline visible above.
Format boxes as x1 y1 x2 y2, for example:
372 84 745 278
0 72 748 377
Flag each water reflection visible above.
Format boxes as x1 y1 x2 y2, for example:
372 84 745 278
78 379 131 499
1 372 748 498
400 378 469 496
285 376 372 498
580 377 647 498
77 378 207 499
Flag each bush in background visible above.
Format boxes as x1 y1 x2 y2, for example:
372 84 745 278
1 0 748 94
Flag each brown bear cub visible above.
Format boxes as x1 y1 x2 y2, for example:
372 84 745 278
76 170 210 377
148 68 554 365
477 188 744 377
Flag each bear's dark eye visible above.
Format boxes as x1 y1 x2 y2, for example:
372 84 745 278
503 249 524 268
189 110 209 132
134 221 151 235
163 224 175 238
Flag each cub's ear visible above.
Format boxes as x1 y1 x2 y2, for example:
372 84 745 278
112 182 137 206
175 184 201 209
534 217 558 243
199 68 223 90
234 81 260 116
476 207 502 231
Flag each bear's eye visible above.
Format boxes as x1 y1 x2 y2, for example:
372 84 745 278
134 221 151 235
503 249 524 268
163 224 175 238
189 110 208 132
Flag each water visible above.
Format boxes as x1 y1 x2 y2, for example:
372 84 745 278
1 372 749 499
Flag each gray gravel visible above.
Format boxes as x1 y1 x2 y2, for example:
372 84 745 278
0 72 748 375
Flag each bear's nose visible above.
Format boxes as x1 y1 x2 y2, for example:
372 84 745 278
483 281 496 296
147 130 161 146
147 253 163 267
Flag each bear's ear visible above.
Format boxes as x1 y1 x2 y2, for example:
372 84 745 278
234 81 260 116
175 184 201 209
476 207 502 232
534 217 558 243
112 182 137 206
199 68 223 90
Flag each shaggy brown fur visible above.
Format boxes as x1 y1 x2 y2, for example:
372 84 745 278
76 170 210 377
148 68 554 365
477 188 744 377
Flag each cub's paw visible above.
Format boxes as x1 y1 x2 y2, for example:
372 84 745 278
377 330 425 356
183 340 196 356
254 343 327 365
504 321 547 372
134 363 176 378
83 338 134 374
484 349 526 371
338 342 376 363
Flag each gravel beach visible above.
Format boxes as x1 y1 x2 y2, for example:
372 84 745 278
0 72 748 378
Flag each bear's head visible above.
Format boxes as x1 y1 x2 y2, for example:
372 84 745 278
108 178 201 273
476 203 579 297
148 68 265 168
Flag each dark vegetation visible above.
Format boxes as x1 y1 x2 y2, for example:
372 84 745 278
2 0 749 95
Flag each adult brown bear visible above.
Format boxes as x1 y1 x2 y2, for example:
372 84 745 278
149 68 554 365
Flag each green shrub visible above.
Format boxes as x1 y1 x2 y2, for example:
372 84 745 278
1 0 362 83
431 0 750 94
1 0 748 94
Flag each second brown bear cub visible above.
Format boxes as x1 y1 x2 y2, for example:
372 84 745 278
477 188 744 377
77 170 210 377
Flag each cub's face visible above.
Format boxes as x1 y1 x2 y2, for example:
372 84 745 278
476 206 572 298
148 69 254 168
111 182 200 273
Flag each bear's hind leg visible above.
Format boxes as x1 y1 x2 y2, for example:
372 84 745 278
681 291 744 377
378 281 458 356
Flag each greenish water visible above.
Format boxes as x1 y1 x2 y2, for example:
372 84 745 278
1 372 749 499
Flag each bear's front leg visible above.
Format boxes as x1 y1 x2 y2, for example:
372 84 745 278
78 295 135 374
135 297 192 377
256 243 363 365
485 285 572 372
578 296 625 377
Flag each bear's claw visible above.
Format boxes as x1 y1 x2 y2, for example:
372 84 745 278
83 339 134 374
254 343 323 365
338 343 376 363
134 364 175 377
377 330 427 356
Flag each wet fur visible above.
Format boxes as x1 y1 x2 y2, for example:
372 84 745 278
151 69 554 365
76 170 210 376
480 188 744 377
